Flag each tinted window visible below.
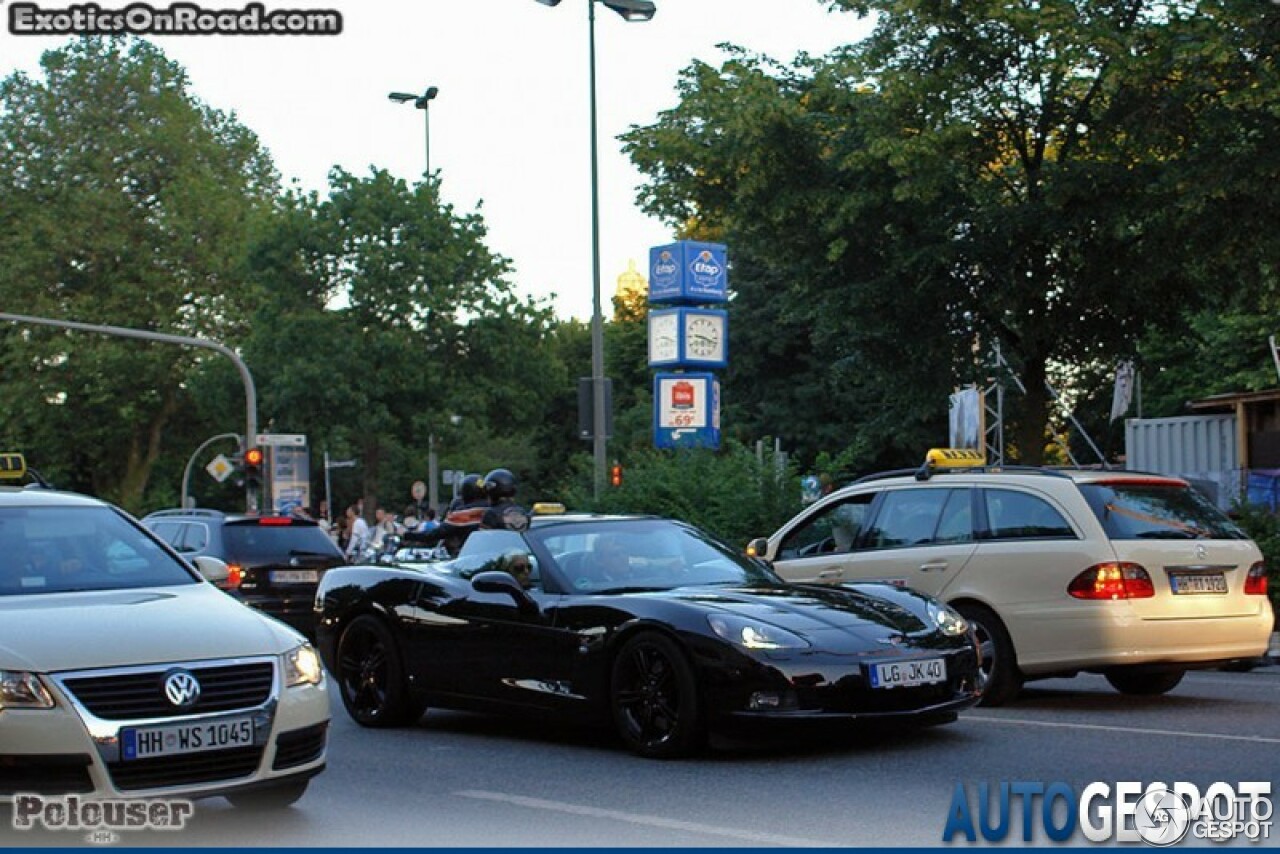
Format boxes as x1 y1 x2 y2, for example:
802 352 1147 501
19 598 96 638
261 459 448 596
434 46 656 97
778 493 876 558
0 507 197 595
180 522 209 552
222 522 344 562
981 489 1075 540
864 489 954 548
1078 481 1247 540
934 489 975 544
148 520 181 546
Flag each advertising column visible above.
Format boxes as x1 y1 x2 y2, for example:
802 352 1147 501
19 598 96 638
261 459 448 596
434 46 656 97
647 241 728 450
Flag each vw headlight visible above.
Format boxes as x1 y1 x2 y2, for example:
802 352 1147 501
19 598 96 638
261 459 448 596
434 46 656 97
284 644 324 688
707 614 809 650
0 670 55 710
928 602 969 637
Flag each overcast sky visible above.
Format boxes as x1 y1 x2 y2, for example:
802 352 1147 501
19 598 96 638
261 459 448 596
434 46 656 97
0 0 874 320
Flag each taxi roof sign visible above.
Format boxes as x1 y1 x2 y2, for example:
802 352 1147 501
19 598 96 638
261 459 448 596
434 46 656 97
0 453 28 481
916 448 987 480
925 448 987 468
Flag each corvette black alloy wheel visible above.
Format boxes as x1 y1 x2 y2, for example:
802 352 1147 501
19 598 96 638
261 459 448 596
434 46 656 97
337 615 422 727
610 632 703 759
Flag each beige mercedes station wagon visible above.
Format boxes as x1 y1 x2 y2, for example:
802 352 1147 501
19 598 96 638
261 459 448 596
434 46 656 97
749 450 1274 705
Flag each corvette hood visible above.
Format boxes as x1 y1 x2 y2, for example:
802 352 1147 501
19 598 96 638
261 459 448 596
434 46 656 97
668 585 930 638
0 584 302 673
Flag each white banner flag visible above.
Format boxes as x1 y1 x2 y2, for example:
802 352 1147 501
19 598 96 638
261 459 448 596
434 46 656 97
1110 361 1135 422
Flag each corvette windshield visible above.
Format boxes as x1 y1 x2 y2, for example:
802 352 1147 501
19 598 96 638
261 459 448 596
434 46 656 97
530 519 777 593
0 506 197 595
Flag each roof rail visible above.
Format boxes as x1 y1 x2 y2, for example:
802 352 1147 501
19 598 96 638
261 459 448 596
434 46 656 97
144 508 226 519
852 464 1075 486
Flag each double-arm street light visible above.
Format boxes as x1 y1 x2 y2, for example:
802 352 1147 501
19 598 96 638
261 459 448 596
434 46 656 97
389 86 440 177
536 0 656 497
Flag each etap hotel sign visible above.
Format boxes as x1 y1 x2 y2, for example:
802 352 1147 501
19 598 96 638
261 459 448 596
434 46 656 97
648 241 727 305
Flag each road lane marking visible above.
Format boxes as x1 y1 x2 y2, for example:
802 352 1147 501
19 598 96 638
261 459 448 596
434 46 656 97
454 789 839 847
963 715 1280 744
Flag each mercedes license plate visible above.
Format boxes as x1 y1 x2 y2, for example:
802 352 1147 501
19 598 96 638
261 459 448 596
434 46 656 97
270 569 318 584
121 716 255 760
870 657 946 689
1170 572 1227 594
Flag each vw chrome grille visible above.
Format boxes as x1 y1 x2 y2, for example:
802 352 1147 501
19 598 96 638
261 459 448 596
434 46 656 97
60 661 274 720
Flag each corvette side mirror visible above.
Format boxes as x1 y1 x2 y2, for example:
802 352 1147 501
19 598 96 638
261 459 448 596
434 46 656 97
472 570 538 614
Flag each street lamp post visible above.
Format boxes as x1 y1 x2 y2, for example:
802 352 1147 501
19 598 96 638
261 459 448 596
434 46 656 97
389 86 440 177
536 0 656 498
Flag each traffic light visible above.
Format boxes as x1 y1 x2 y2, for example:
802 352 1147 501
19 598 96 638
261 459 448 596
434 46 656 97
610 462 623 488
243 446 264 492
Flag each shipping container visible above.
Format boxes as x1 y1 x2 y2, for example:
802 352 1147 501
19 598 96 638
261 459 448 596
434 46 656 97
1125 415 1240 509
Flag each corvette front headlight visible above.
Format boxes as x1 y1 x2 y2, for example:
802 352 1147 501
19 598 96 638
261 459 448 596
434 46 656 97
707 614 810 650
928 602 969 637
0 670 55 710
284 644 324 688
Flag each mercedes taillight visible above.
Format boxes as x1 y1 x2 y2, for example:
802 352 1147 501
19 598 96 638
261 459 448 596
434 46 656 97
1068 563 1155 600
1244 562 1269 596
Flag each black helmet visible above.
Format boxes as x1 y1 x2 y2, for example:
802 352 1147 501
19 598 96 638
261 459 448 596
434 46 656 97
459 473 486 503
483 468 517 501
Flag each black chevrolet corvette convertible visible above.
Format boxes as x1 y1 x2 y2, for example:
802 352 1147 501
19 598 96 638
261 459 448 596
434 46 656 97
316 514 982 758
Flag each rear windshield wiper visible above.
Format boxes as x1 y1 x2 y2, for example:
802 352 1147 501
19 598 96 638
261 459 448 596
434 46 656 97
289 549 338 557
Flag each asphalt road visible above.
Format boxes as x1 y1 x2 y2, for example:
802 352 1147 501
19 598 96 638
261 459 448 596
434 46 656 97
5 663 1279 849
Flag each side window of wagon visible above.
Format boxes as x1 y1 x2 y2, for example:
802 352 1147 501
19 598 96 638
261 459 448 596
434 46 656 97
864 489 960 549
777 492 877 559
980 488 1076 540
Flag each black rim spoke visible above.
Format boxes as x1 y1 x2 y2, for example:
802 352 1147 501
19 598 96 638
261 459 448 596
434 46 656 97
616 642 682 747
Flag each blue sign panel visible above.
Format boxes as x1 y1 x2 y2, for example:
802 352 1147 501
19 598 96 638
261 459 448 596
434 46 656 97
653 373 721 450
648 241 728 305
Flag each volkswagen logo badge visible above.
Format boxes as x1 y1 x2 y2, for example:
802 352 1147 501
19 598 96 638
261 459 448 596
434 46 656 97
163 670 201 708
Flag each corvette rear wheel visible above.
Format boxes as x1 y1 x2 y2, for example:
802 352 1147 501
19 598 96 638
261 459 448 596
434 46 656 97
611 632 704 759
336 615 423 727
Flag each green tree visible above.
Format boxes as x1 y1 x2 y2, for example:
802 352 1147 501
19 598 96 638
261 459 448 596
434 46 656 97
0 37 277 510
239 170 566 515
626 1 1280 467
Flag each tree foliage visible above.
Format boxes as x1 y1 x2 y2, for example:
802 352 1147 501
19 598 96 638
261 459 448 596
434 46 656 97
239 170 565 516
0 37 276 509
625 0 1280 468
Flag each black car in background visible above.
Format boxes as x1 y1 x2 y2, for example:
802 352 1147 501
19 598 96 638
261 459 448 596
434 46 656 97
144 508 345 635
316 514 982 758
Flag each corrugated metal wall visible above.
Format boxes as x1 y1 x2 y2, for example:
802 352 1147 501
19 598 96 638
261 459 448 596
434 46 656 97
1125 415 1239 509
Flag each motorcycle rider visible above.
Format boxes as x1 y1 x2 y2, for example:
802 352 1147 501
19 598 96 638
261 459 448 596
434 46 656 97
480 468 531 532
404 472 489 556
